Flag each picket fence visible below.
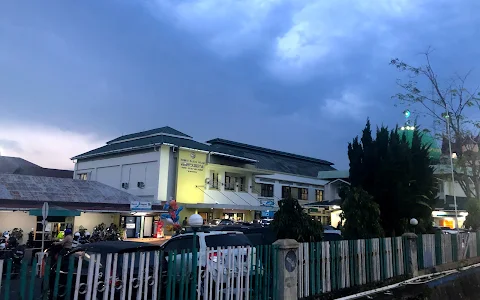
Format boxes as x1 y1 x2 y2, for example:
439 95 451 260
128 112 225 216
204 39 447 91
1 233 480 300
0 245 277 300
296 232 480 299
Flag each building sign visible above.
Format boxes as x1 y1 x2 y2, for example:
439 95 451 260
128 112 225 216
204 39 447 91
176 149 207 204
130 201 152 211
179 151 206 174
126 223 136 229
260 199 275 207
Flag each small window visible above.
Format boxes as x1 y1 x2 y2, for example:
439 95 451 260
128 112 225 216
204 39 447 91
315 190 323 202
299 188 308 200
210 172 219 189
260 184 274 197
225 175 234 190
237 177 245 191
77 173 89 180
282 186 291 199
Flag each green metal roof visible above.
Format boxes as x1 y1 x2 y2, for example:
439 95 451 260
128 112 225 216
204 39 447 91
399 130 441 161
72 134 211 160
106 126 192 144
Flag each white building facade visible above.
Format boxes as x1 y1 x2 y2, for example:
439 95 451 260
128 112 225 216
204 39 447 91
72 127 338 227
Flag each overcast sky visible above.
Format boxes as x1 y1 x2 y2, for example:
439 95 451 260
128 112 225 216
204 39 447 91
1 0 479 170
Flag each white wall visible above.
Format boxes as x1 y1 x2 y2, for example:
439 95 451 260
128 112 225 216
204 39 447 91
75 151 163 201
439 179 468 198
255 173 327 205
0 211 36 243
73 212 119 233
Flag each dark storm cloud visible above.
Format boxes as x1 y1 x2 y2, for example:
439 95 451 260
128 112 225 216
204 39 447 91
0 0 479 169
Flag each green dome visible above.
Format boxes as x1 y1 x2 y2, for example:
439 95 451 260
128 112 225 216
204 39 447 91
400 129 441 161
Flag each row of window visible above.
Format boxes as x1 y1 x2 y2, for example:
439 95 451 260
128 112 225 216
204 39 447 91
260 183 323 201
210 173 246 192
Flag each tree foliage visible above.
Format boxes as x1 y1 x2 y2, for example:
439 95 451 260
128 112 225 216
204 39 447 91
271 196 323 242
348 120 437 236
390 49 480 202
464 199 480 231
339 186 383 239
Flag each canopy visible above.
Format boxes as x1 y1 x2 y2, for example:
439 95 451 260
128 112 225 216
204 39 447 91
29 206 81 217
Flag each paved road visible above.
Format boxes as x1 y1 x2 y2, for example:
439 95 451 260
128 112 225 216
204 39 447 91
355 266 480 299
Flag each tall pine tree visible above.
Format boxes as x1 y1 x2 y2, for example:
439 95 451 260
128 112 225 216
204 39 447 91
347 121 437 236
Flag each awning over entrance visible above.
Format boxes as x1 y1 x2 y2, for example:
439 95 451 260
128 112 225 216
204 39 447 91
185 203 278 211
29 206 81 217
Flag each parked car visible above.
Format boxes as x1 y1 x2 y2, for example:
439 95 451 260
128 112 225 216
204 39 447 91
43 241 161 300
161 231 259 292
259 219 273 226
323 225 342 235
210 224 276 246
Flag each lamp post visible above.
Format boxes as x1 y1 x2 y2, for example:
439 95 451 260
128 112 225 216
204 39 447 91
410 218 418 233
188 214 203 300
442 111 459 230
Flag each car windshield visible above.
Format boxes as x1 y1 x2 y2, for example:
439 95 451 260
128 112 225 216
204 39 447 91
205 233 252 247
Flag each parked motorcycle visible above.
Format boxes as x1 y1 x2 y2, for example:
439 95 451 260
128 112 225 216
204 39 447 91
90 223 123 242
72 228 91 248
26 229 35 248
1 236 25 278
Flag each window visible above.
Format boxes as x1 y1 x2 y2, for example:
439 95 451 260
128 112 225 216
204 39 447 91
225 175 234 190
237 177 245 191
77 173 89 180
315 190 324 202
282 186 291 199
299 188 308 200
205 233 252 248
163 236 200 252
210 172 219 189
260 184 274 197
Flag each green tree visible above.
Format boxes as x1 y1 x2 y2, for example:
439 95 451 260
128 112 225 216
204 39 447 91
271 196 323 242
348 120 437 236
464 199 480 230
340 186 384 239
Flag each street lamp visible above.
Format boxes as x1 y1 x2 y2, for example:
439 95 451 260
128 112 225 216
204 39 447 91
442 111 459 230
410 218 418 233
188 214 203 300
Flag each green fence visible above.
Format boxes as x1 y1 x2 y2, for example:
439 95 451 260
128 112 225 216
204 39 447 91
0 245 278 300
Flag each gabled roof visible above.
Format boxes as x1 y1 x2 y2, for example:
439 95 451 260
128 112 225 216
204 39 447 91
207 138 335 177
0 174 145 205
0 156 73 178
106 126 192 144
0 156 40 174
72 134 211 160
13 167 74 178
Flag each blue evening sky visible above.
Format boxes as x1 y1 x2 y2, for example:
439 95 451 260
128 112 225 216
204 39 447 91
0 0 479 169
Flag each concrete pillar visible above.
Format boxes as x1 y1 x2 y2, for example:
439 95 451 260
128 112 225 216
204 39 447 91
403 232 419 277
273 239 300 299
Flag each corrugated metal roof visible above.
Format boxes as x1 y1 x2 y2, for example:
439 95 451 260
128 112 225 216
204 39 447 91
0 174 146 205
106 126 192 144
207 139 335 177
